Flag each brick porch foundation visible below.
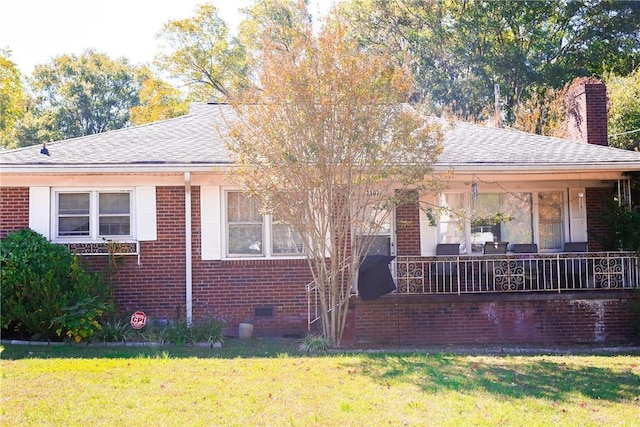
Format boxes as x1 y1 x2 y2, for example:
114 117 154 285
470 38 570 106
347 291 639 346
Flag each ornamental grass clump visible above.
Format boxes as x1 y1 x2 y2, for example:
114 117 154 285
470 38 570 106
298 334 330 353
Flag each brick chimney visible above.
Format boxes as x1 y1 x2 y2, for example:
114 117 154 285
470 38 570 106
565 77 608 146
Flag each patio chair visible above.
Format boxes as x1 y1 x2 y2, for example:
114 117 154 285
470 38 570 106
563 242 592 288
513 244 538 254
513 244 539 289
480 242 508 291
483 241 508 254
564 242 588 252
432 243 460 292
436 243 461 256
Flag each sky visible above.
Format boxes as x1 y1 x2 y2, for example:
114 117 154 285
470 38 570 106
0 0 335 76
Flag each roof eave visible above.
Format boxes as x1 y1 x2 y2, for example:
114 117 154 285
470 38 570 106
2 161 638 175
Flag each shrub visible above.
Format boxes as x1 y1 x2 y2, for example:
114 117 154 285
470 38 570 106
94 317 135 343
604 203 640 252
155 318 225 346
191 317 225 345
298 334 330 353
158 321 193 345
52 296 110 343
93 316 225 346
0 228 112 341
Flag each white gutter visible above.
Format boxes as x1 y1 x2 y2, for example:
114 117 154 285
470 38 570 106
432 162 640 172
2 160 640 174
184 171 193 325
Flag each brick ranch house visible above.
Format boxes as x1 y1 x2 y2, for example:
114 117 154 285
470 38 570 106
1 78 640 346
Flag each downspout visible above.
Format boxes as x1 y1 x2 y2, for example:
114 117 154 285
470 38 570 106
184 171 193 325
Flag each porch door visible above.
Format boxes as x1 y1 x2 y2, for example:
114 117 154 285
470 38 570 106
361 208 395 257
358 206 396 294
538 191 564 251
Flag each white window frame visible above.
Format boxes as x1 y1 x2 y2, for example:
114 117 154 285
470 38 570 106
436 189 567 253
353 201 396 257
223 190 304 259
437 192 468 253
52 188 135 242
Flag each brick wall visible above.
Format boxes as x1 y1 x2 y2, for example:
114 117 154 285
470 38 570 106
350 292 638 346
0 187 29 238
191 187 314 337
3 184 633 344
83 186 187 321
0 186 188 321
396 191 421 255
0 185 314 336
192 258 313 336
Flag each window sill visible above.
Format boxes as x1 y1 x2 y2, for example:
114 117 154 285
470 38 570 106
223 254 307 261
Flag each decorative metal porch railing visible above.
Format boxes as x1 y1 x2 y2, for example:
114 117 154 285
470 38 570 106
396 252 640 294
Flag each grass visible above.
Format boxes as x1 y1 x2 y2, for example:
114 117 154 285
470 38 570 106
1 339 639 426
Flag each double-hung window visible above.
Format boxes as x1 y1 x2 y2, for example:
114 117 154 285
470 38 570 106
227 191 263 255
55 190 132 240
226 191 303 257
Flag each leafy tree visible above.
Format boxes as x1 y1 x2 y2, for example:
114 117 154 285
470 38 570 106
129 67 189 126
12 105 61 147
606 67 640 152
237 0 317 74
22 50 141 144
512 86 567 137
226 1 443 347
155 3 248 101
341 0 640 123
0 49 26 149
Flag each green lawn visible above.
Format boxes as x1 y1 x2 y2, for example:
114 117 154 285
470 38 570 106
1 340 639 426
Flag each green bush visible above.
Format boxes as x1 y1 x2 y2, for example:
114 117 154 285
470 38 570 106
0 228 112 341
94 316 225 346
604 203 640 252
52 296 110 343
94 317 136 343
298 334 330 353
190 317 225 345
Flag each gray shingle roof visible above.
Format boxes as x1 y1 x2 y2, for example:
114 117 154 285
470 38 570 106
0 103 234 168
438 121 640 168
2 103 639 172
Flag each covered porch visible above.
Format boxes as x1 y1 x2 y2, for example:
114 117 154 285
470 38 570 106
395 251 640 295
307 250 640 347
345 250 640 347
